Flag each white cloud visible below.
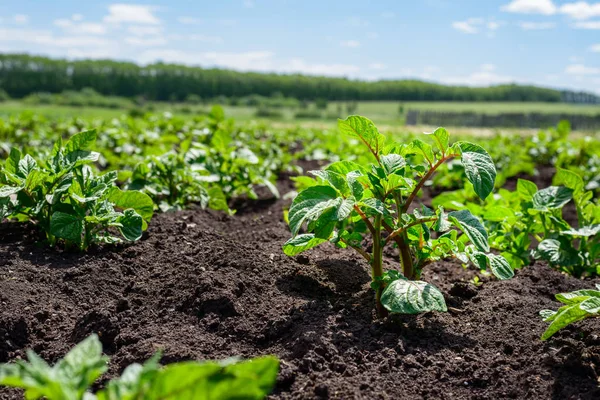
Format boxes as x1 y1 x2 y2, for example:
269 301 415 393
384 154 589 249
243 0 255 8
177 17 202 25
565 64 600 75
591 43 600 51
453 18 503 35
128 26 163 36
340 40 360 48
560 2 600 20
487 21 501 30
54 19 107 35
441 65 514 86
452 19 480 34
104 4 160 24
168 34 223 44
518 21 556 29
125 37 168 47
13 14 29 24
283 59 361 76
573 20 600 28
72 14 83 21
0 28 111 48
381 11 396 18
369 63 387 70
501 0 557 15
366 32 379 39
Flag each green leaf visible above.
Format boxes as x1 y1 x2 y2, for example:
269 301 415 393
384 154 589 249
0 185 23 198
425 127 449 153
360 198 389 216
50 212 83 244
283 234 328 256
487 253 514 280
117 210 144 241
106 187 154 221
562 224 600 237
65 150 100 166
537 239 581 267
541 304 589 340
310 170 349 195
18 155 37 177
0 334 108 400
380 154 405 175
540 309 557 321
381 278 447 314
65 130 97 153
288 186 340 236
533 186 573 211
338 116 385 159
408 139 434 165
448 209 489 252
325 160 367 175
457 142 496 200
208 186 228 213
57 335 109 395
5 148 21 175
516 179 538 201
553 168 584 195
580 297 600 314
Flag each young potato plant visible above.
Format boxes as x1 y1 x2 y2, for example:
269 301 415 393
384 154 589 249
128 146 229 214
0 130 154 250
533 168 600 277
434 169 599 276
283 116 513 317
0 334 279 400
540 285 600 340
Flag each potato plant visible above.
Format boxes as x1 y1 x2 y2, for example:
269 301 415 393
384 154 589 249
540 285 600 340
0 130 153 250
283 116 513 316
435 168 600 276
0 335 279 400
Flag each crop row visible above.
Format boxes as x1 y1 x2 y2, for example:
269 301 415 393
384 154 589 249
0 110 598 397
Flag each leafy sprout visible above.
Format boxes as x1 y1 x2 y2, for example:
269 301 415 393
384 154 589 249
283 116 513 317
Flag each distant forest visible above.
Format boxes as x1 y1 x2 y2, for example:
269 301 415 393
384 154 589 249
0 54 598 104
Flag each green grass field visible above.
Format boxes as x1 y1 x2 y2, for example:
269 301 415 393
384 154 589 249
0 100 598 131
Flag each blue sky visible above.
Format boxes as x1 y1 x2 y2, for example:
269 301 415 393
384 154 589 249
0 0 599 93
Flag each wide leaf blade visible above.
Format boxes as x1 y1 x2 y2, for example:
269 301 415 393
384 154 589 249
381 278 447 314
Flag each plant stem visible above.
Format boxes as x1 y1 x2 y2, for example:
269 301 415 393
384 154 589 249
372 215 388 318
398 231 415 280
402 155 454 213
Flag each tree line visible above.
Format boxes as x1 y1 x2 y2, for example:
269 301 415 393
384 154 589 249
0 54 597 103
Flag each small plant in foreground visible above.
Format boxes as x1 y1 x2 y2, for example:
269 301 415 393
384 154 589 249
0 130 153 250
0 335 279 400
283 116 513 317
540 285 600 340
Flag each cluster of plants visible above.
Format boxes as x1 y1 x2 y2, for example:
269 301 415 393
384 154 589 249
284 116 513 316
433 168 599 276
0 335 278 399
0 107 292 218
0 130 153 250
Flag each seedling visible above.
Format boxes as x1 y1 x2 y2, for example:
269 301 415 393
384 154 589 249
283 116 513 317
0 335 279 400
0 130 153 250
540 285 600 340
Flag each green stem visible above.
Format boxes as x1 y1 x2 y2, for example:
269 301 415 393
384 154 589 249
398 231 415 280
372 214 387 318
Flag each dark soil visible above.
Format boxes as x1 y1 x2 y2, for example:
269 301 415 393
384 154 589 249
1 169 599 399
